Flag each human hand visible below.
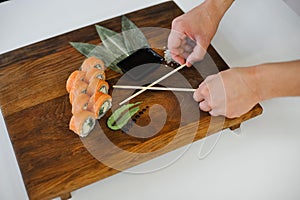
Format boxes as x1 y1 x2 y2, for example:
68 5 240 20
193 67 261 118
168 0 234 66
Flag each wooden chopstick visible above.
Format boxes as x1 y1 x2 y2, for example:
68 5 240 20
113 85 196 92
119 63 186 105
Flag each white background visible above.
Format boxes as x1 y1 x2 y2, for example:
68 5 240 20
0 0 300 199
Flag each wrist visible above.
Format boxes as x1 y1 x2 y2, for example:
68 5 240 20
249 65 264 102
237 66 264 103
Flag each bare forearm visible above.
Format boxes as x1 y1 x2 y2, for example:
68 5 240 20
203 0 234 22
253 60 300 100
188 0 234 30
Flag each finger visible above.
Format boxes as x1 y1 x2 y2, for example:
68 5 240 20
199 101 211 112
208 110 218 117
169 50 185 65
182 52 190 60
184 44 193 53
186 61 193 67
209 106 227 117
167 32 181 49
186 37 196 49
193 89 205 102
209 109 219 117
167 30 186 49
181 37 187 45
169 47 184 56
186 44 206 66
193 81 209 102
172 54 185 65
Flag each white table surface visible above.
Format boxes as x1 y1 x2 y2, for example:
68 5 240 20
1 0 300 199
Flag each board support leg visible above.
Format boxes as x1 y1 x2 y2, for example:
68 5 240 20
229 123 241 131
60 192 72 200
229 123 242 135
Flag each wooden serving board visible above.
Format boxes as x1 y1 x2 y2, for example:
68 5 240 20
0 2 262 200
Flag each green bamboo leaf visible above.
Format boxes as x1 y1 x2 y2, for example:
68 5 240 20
71 18 152 75
88 45 123 73
122 16 150 53
95 25 129 57
107 63 123 74
90 45 116 63
109 54 127 71
70 42 97 57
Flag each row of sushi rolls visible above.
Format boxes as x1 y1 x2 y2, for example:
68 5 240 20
66 57 112 137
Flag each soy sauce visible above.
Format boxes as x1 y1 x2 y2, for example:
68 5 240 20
117 48 164 80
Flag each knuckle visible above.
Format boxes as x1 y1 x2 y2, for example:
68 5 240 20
209 110 218 117
172 17 183 27
193 91 200 100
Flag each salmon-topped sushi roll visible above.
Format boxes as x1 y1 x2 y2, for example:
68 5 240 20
69 80 88 104
69 111 96 137
80 56 105 72
66 70 86 93
88 90 103 106
84 68 106 82
86 78 109 96
87 93 112 119
71 93 90 114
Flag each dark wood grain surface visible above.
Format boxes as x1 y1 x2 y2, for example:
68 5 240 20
0 2 262 200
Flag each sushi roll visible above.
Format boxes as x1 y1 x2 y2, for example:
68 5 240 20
88 90 103 106
86 78 109 96
87 93 112 119
66 70 86 93
71 93 90 114
69 80 88 104
69 111 96 137
84 68 106 82
80 56 105 72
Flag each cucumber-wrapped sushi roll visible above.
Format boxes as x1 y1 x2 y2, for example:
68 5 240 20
80 56 105 72
86 78 109 96
71 93 90 114
87 93 112 119
69 80 88 104
69 111 96 137
66 70 86 93
84 68 106 82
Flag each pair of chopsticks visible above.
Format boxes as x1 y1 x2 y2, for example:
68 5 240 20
113 85 196 92
116 64 195 105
